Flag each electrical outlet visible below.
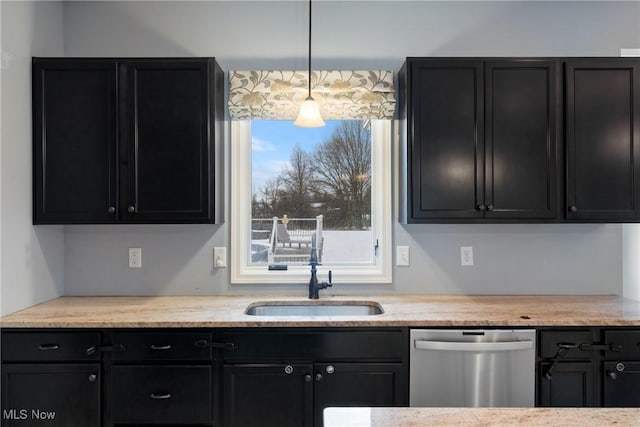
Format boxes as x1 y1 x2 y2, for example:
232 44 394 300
128 247 142 268
396 246 410 266
214 247 227 268
460 246 473 266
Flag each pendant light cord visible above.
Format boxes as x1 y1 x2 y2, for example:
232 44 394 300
307 0 312 98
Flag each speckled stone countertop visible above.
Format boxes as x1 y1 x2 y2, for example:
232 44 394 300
323 407 640 427
2 295 640 328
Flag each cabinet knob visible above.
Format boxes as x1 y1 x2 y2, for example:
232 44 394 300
486 204 494 211
284 365 294 375
88 374 97 382
108 206 116 214
325 365 335 374
315 373 323 382
304 374 312 382
477 204 486 211
608 371 617 380
569 205 578 213
128 205 135 213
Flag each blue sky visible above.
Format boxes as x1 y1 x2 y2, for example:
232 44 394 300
251 120 340 193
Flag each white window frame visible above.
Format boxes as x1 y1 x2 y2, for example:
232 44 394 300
230 120 392 284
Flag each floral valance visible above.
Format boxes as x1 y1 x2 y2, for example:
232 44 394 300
228 70 395 121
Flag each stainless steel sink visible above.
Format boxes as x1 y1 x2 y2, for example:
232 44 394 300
244 301 384 316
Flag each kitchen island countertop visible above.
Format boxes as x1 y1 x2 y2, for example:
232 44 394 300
2 294 640 328
323 407 640 427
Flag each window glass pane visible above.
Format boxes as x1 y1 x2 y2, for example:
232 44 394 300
251 120 374 266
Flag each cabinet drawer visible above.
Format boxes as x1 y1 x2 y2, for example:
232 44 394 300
1 332 101 361
111 365 212 425
224 329 406 362
112 332 212 361
539 330 595 359
604 330 640 359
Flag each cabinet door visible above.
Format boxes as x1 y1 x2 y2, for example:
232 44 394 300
223 364 313 427
1 364 101 427
603 361 640 407
122 60 215 223
313 363 406 427
407 59 484 221
33 59 118 224
484 60 559 219
538 362 595 407
566 59 640 221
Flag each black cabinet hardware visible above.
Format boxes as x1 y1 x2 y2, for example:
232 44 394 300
149 344 172 351
149 392 172 400
38 343 60 351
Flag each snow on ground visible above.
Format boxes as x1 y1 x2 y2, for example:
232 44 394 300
251 230 374 264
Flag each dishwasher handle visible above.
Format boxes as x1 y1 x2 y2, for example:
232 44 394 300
414 339 533 352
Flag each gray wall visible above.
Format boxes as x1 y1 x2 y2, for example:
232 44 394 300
0 1 65 315
57 1 640 296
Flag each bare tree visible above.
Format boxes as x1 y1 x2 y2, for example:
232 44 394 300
314 121 371 229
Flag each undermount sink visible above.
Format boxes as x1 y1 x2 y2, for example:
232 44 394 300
244 301 384 316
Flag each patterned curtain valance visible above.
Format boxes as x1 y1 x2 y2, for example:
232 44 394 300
228 70 395 121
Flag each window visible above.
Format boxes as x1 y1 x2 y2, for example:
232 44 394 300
230 119 392 284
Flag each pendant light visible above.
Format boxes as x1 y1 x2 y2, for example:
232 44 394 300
295 0 325 127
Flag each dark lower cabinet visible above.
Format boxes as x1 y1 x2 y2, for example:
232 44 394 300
537 328 640 408
538 362 595 407
313 363 405 427
223 362 405 427
603 361 640 407
223 364 313 427
221 328 408 427
111 365 212 425
1 364 101 427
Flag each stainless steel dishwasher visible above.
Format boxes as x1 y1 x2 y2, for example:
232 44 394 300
410 329 536 407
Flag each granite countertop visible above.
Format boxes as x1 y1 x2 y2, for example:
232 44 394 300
2 294 640 328
323 407 640 427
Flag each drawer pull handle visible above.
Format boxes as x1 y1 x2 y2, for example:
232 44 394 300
38 344 60 351
150 392 172 400
150 344 172 351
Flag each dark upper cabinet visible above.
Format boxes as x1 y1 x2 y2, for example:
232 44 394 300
33 57 223 224
565 59 640 221
401 58 559 222
484 60 558 220
32 60 118 224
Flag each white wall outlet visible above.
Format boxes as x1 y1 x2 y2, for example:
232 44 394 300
396 245 410 266
128 247 142 268
214 247 227 268
460 246 473 266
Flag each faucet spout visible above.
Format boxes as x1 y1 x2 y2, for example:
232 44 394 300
308 235 332 299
